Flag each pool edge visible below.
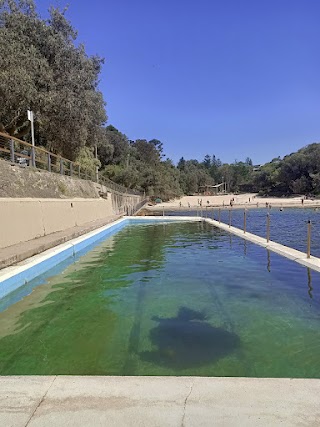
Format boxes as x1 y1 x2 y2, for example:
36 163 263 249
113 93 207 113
203 218 320 273
1 375 320 426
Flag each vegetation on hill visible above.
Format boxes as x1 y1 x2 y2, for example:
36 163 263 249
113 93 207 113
1 1 319 199
0 0 106 160
252 144 320 196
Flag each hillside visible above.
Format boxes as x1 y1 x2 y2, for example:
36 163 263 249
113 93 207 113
0 160 100 198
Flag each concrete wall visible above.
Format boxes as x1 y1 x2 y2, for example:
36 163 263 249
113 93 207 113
111 192 144 216
0 159 102 199
0 198 115 249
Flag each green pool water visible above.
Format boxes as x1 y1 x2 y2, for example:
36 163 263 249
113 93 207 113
1 221 320 377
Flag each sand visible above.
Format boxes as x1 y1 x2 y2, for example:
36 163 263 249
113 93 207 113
148 193 320 210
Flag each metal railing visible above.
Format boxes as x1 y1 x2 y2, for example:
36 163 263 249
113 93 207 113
101 175 142 196
0 132 142 196
132 198 148 215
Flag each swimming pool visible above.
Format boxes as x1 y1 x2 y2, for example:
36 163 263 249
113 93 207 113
0 220 320 377
170 207 320 257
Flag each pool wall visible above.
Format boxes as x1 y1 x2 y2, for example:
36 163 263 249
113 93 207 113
0 216 201 299
0 198 115 250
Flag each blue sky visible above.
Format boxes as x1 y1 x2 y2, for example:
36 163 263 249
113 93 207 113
37 0 320 165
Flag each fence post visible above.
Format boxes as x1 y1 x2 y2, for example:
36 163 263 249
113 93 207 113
266 213 270 242
218 208 221 223
70 161 73 177
60 158 63 175
307 220 311 259
229 209 232 228
10 139 15 163
244 209 247 233
47 153 51 172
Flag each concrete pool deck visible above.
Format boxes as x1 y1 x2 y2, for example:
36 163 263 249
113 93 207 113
1 376 320 426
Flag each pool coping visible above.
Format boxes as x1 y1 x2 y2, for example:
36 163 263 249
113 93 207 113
1 214 320 300
1 375 320 426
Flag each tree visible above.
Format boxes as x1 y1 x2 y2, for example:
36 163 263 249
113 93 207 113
178 160 213 194
177 157 186 170
98 125 128 167
203 154 211 169
75 146 100 175
251 143 320 195
132 139 161 165
212 155 222 168
149 139 164 159
0 1 107 159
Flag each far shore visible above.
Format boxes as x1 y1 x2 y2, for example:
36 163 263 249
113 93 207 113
146 193 320 211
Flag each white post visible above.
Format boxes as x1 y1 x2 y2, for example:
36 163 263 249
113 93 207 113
27 110 35 167
95 144 99 183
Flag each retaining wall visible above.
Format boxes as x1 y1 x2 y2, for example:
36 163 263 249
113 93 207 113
0 197 115 249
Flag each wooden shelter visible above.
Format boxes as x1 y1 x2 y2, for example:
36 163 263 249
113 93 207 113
198 183 226 195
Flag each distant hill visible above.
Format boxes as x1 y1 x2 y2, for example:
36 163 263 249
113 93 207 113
252 143 320 196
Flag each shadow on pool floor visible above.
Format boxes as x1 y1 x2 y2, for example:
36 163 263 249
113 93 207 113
140 307 241 369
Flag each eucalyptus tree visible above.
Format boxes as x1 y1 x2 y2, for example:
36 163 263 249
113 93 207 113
0 0 107 159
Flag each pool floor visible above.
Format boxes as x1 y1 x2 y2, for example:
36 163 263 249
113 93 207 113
1 221 320 377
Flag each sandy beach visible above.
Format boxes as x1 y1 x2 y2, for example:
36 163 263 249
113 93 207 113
147 193 320 210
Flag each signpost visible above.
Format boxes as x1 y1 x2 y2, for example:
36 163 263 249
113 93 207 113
27 110 35 167
95 144 99 182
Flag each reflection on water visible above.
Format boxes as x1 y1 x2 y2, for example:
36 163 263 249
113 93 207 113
140 307 240 369
308 268 313 299
267 250 271 273
0 236 117 338
170 207 320 257
0 221 320 377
